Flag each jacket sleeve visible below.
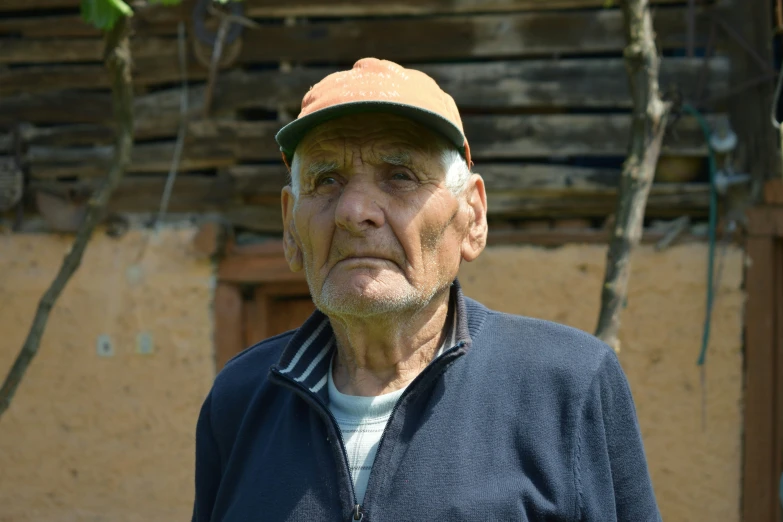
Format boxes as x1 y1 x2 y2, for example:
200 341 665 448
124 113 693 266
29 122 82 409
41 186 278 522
192 390 222 522
575 350 661 522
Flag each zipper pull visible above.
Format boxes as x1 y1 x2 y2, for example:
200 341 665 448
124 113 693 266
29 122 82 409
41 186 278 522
352 504 363 521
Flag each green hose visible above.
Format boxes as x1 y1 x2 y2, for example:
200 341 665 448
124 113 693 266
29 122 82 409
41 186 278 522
681 103 718 366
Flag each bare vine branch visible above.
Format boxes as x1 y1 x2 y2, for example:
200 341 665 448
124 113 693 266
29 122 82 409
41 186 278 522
595 0 672 351
0 16 135 419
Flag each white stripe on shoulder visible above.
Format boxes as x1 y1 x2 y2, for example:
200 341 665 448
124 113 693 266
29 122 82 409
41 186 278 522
281 319 328 374
296 338 334 383
450 310 457 347
311 374 328 393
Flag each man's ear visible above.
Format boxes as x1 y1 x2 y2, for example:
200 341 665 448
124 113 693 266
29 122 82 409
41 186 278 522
281 186 303 272
461 173 488 262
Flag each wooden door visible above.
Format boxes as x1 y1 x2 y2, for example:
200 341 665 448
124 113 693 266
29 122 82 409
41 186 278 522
244 281 316 346
214 280 315 371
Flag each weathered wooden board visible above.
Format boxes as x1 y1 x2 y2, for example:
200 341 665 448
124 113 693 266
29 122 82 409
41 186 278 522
486 189 708 217
184 114 713 160
0 57 729 115
244 0 686 17
743 234 778 522
0 58 210 97
23 112 716 179
0 39 108 64
0 91 115 126
0 84 204 130
0 4 184 37
223 165 290 196
27 163 709 227
0 15 100 38
0 36 179 64
0 0 79 11
213 282 245 372
0 0 693 15
765 179 783 205
476 164 662 193
462 114 714 157
746 207 783 237
484 227 710 247
0 7 707 65
0 0 690 42
0 133 12 154
207 57 729 112
422 58 729 109
238 7 708 63
0 66 112 97
29 175 234 213
26 141 236 178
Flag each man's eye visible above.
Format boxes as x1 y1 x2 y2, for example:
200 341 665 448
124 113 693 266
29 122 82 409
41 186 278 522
317 176 337 186
391 171 413 181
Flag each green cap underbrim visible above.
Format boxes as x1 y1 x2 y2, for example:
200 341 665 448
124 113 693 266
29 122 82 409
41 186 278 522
275 101 466 164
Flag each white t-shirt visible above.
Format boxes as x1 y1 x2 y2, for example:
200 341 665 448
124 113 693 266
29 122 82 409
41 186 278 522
327 312 457 503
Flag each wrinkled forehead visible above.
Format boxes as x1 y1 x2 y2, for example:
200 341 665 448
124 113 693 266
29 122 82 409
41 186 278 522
294 113 447 167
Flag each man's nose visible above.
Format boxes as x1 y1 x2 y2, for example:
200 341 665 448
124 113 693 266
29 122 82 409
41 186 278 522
334 179 385 234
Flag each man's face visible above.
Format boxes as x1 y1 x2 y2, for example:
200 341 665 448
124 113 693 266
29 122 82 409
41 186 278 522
281 113 487 318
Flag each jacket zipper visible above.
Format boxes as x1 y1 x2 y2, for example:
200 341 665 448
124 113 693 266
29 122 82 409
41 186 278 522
362 341 466 507
270 370 363 521
270 340 466 522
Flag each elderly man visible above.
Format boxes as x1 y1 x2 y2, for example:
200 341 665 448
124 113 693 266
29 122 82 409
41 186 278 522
192 58 660 522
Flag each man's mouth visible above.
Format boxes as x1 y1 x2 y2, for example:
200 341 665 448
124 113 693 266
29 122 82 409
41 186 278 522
338 255 392 264
334 253 400 269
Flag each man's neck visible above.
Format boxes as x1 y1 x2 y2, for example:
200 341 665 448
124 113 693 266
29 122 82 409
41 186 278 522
329 289 451 397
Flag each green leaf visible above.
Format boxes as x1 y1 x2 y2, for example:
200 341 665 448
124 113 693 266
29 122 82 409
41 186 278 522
80 0 132 30
106 0 133 16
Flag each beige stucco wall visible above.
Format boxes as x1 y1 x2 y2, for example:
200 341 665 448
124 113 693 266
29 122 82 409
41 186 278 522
0 235 743 522
459 243 744 522
0 228 214 522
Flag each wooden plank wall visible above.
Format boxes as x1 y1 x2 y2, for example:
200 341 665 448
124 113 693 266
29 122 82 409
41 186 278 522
0 0 731 232
744 184 783 522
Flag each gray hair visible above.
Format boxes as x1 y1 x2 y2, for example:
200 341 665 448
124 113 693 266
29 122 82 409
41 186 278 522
289 145 470 198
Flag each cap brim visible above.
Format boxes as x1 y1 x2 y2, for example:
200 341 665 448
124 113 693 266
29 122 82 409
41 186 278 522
275 101 466 162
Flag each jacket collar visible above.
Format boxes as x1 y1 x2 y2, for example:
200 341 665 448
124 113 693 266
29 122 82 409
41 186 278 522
273 279 473 403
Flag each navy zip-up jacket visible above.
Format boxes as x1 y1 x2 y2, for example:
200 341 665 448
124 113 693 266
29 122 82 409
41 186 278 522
193 282 661 521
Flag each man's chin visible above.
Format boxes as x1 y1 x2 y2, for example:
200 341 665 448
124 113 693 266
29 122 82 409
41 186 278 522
314 278 419 318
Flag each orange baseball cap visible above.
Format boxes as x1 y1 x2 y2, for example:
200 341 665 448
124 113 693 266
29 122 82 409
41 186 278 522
275 57 471 169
